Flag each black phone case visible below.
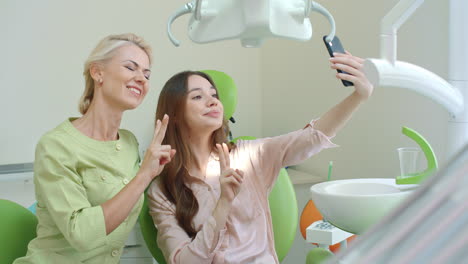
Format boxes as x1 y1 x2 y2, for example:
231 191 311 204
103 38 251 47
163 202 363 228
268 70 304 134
323 35 354 87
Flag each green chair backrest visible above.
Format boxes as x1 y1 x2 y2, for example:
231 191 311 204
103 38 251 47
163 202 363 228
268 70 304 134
139 197 166 264
268 168 298 262
0 199 38 264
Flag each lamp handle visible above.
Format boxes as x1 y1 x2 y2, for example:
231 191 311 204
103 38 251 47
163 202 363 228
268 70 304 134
167 1 195 47
309 1 336 42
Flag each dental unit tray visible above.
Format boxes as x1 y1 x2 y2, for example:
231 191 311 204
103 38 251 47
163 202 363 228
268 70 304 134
167 0 336 47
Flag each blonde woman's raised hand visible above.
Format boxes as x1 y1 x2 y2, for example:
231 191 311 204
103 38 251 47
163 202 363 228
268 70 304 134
139 114 176 181
330 51 374 100
216 143 244 203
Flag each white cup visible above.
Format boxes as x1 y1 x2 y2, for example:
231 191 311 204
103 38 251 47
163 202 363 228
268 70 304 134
398 147 421 177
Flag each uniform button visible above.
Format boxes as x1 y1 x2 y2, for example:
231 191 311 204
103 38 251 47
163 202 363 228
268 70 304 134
111 249 119 257
100 175 106 181
122 178 129 185
115 144 121 151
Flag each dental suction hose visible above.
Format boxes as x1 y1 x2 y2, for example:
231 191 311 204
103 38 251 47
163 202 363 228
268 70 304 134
167 1 195 47
309 1 336 42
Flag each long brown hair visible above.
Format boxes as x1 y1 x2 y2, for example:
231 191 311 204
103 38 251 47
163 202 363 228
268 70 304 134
155 71 232 238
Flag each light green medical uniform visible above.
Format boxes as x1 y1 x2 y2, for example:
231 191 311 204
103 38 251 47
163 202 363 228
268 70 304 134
14 118 143 264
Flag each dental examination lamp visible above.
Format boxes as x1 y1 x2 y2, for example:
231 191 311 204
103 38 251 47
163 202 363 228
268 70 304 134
167 0 336 48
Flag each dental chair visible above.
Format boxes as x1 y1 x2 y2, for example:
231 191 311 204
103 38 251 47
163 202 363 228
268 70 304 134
0 199 38 264
139 70 298 263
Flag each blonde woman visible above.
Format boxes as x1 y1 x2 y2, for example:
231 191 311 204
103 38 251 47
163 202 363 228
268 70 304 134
14 33 175 264
147 51 373 264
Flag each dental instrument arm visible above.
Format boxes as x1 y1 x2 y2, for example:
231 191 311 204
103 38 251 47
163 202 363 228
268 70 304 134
381 0 424 64
362 0 464 116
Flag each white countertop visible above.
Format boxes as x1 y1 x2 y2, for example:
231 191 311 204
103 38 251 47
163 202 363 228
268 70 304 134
286 167 324 185
0 171 35 208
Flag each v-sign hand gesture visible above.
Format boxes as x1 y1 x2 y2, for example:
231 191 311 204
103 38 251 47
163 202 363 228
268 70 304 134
216 143 244 203
139 114 176 181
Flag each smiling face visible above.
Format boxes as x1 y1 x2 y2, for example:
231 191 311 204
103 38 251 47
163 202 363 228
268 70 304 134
93 44 151 111
184 74 224 133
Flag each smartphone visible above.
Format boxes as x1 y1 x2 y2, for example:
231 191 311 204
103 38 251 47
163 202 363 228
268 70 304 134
323 35 354 87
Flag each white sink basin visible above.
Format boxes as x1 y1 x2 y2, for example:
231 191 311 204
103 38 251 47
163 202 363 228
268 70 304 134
310 178 418 234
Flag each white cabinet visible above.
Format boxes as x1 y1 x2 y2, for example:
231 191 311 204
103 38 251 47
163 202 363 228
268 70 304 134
0 172 36 208
121 222 156 264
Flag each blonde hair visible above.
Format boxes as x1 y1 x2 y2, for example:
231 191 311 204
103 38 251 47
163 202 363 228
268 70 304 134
79 33 152 114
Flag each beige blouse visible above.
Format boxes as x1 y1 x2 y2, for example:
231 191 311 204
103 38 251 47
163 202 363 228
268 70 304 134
147 121 337 263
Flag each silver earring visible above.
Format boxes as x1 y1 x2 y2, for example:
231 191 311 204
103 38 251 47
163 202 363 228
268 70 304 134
98 79 102 84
